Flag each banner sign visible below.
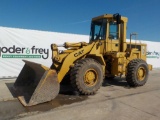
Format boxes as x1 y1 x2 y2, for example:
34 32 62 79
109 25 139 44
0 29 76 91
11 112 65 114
0 45 49 59
147 51 160 59
0 26 159 78
141 40 160 68
0 27 88 78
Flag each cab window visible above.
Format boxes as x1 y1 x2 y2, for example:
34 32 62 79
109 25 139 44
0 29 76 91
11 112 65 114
109 21 119 39
90 19 107 41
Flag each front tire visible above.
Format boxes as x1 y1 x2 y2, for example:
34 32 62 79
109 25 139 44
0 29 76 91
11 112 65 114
70 58 103 95
126 59 149 87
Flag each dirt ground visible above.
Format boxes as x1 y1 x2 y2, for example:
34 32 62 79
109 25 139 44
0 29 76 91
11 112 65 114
0 69 160 120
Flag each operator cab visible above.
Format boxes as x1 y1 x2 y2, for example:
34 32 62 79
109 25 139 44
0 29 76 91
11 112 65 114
89 14 128 53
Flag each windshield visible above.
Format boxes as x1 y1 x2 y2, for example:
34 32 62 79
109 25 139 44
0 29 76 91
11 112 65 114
90 19 107 41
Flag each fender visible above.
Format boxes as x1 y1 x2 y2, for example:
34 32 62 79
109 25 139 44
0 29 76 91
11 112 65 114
57 42 95 82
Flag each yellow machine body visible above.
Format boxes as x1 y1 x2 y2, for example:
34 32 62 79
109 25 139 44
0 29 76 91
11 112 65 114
14 14 152 106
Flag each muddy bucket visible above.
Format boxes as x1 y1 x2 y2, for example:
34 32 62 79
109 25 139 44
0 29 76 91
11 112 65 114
14 60 60 106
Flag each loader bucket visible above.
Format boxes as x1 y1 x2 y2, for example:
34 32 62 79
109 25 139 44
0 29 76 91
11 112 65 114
14 60 60 106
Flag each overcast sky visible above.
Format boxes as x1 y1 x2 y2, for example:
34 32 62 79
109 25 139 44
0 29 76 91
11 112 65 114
0 0 159 41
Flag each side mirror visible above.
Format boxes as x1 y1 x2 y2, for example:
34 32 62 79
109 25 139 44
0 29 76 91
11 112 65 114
113 13 121 24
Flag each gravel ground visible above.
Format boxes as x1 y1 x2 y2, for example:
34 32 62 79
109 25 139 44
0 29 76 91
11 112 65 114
0 69 160 120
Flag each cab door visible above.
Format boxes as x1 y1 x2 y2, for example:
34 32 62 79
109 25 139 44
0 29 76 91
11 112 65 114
107 21 119 52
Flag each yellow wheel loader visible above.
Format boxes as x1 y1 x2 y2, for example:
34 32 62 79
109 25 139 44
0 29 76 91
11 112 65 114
14 13 152 106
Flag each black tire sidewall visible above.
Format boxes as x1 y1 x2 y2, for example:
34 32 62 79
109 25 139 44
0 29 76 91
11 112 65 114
134 62 149 85
77 60 103 93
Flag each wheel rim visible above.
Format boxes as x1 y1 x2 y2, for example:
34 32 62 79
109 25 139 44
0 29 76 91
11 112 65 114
84 69 98 87
137 67 146 81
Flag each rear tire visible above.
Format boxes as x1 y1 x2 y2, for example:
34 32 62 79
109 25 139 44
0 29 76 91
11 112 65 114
70 58 103 95
126 59 149 87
